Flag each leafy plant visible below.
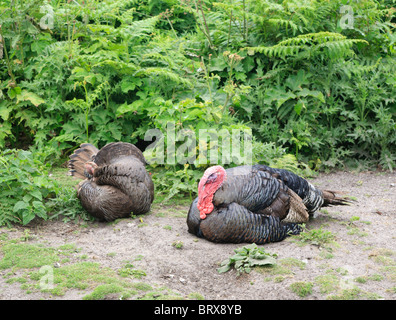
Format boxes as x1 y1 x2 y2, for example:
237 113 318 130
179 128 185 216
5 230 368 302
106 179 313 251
295 226 336 247
217 243 277 275
0 149 59 226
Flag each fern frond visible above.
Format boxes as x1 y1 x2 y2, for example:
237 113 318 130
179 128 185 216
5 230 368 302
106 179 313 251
134 67 193 87
246 32 368 59
119 16 160 41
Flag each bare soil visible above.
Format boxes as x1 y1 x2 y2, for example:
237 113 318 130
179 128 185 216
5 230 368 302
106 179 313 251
0 171 395 300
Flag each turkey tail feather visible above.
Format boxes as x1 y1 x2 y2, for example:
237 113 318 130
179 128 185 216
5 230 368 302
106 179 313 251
282 189 309 223
322 190 354 207
68 143 99 179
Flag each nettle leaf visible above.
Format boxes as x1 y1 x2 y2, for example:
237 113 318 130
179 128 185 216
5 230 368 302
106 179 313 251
22 210 35 225
13 200 29 212
16 90 45 106
30 189 43 201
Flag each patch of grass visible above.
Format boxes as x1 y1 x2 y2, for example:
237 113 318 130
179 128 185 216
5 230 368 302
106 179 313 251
347 227 368 237
369 248 395 266
380 266 396 282
289 281 314 297
132 282 153 291
279 258 306 270
256 264 291 276
0 243 62 270
354 276 367 284
319 250 334 259
368 274 384 281
135 285 186 300
327 287 362 300
118 263 147 279
137 223 148 228
315 274 339 294
83 283 136 300
256 258 305 279
0 239 195 300
188 292 205 300
293 226 336 248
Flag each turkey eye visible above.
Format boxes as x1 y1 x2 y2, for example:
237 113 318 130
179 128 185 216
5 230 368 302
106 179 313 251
206 173 217 184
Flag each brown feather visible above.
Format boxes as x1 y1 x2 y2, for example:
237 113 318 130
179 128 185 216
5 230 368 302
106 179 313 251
283 188 309 223
258 187 290 220
68 143 99 179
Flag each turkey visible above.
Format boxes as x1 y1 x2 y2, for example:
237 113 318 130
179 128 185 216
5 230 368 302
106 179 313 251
187 198 303 244
187 164 351 244
68 142 154 221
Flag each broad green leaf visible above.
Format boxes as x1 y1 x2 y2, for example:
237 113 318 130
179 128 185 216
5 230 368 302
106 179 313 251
22 210 35 225
217 264 231 274
16 91 45 106
13 200 29 212
30 189 43 201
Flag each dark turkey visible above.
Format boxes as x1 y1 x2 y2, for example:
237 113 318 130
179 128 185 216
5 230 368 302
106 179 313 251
187 164 351 244
68 142 154 221
187 198 303 244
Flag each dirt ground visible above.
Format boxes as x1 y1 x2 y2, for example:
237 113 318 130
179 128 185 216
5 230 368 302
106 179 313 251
0 170 395 300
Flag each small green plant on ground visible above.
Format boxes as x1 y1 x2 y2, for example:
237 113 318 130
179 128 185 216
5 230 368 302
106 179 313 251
172 240 184 249
294 225 336 248
217 243 277 275
118 263 147 279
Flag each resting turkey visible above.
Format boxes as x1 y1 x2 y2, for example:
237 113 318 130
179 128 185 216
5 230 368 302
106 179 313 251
68 142 154 221
187 164 350 244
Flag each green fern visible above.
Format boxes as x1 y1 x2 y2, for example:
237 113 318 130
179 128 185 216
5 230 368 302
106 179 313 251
247 32 368 59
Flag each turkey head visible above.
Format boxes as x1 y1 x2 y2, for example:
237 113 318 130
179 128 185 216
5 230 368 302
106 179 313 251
197 165 226 219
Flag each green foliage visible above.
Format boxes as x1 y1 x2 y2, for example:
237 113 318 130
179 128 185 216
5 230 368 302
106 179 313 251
217 243 277 275
0 149 58 226
289 281 314 298
0 149 89 226
296 226 336 247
